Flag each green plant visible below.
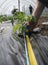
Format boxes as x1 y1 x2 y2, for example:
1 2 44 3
13 24 22 33
0 16 2 23
31 16 37 22
2 16 8 21
13 12 25 22
0 17 2 23
13 12 32 34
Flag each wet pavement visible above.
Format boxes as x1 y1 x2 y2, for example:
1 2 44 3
0 22 26 65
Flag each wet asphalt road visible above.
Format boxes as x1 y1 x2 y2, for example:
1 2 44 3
0 22 26 65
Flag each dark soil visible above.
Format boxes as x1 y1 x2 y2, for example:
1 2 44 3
38 16 48 36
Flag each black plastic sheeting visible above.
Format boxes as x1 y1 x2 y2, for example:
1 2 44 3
0 34 26 65
30 34 48 65
0 22 26 65
0 22 48 65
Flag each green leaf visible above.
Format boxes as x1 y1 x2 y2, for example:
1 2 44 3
25 16 31 21
13 24 22 33
32 16 37 22
0 17 2 23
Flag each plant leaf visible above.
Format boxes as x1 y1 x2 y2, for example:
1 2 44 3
13 24 22 33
